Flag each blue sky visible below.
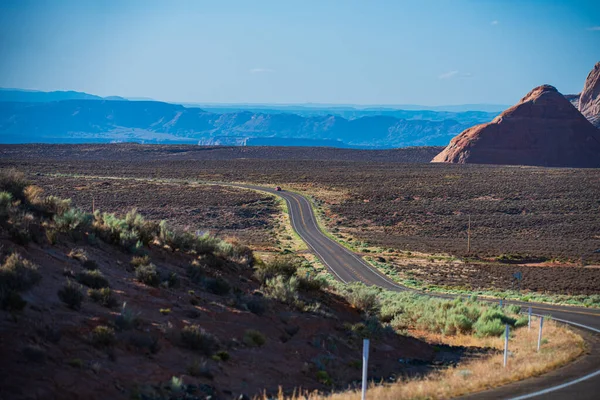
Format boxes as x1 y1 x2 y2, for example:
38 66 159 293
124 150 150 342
0 0 599 105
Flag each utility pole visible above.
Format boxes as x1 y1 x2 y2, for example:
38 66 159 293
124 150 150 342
467 215 471 255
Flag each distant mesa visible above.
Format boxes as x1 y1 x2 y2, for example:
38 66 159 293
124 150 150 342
578 61 600 128
432 84 600 167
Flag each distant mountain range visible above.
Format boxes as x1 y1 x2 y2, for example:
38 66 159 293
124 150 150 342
0 88 503 148
0 88 127 103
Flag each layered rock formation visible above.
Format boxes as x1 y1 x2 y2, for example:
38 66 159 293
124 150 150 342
432 85 600 167
578 62 600 127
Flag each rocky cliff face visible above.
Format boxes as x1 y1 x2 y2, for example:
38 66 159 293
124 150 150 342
432 85 600 167
578 62 600 127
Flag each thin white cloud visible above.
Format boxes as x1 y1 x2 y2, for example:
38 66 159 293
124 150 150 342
249 68 275 74
439 70 459 79
438 71 474 79
491 20 499 25
587 26 600 31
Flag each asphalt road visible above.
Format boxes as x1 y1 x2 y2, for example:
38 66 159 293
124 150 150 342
235 184 600 399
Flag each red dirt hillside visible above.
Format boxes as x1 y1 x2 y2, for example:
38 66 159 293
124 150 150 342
579 61 600 127
432 85 600 167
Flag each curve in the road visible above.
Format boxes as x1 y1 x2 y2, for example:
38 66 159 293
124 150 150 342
231 183 600 399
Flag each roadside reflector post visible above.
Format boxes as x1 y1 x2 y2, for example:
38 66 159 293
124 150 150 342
503 324 509 367
528 306 532 330
537 316 544 352
362 339 369 400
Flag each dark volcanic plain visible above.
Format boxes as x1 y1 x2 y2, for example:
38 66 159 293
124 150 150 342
3 144 600 294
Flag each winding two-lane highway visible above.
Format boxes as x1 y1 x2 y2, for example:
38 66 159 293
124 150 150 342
235 183 600 399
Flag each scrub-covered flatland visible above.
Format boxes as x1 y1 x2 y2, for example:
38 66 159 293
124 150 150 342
3 144 600 297
29 174 279 249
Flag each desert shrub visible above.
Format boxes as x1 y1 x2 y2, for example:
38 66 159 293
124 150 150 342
187 261 206 283
246 297 267 315
506 304 522 315
134 263 160 287
76 269 109 289
58 280 84 310
297 274 328 292
194 233 222 254
54 209 91 232
263 275 299 305
115 304 140 331
187 359 213 379
515 316 529 328
163 272 179 288
340 283 380 315
39 195 72 216
180 325 219 355
254 256 300 283
93 210 158 251
204 277 230 296
211 350 230 362
0 169 29 200
0 253 41 292
445 313 474 335
130 255 150 269
243 329 266 347
217 239 253 264
0 290 27 311
91 325 116 347
68 248 88 262
88 288 118 308
473 318 506 337
316 370 332 385
0 191 13 217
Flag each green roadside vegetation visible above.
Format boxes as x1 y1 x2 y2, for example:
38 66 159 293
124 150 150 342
293 187 600 309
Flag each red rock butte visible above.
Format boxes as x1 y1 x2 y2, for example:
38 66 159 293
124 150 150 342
432 85 600 168
579 61 600 127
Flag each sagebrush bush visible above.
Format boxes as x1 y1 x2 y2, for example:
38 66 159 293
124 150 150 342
88 288 118 308
243 329 266 347
254 256 300 283
0 253 41 292
212 350 230 362
91 325 116 347
76 269 109 289
246 296 267 315
134 263 160 287
130 255 150 269
0 191 13 217
115 304 140 331
54 209 91 232
473 318 506 337
204 277 231 296
58 280 84 310
263 275 299 305
180 325 219 355
68 248 88 262
340 283 380 315
0 169 29 200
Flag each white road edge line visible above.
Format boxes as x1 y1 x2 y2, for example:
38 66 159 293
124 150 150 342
283 196 348 284
507 313 600 400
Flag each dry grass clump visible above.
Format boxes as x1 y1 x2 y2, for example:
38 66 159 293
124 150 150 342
270 319 584 400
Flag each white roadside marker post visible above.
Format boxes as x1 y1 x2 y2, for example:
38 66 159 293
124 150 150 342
503 324 509 367
537 316 544 352
362 339 369 400
528 306 532 330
